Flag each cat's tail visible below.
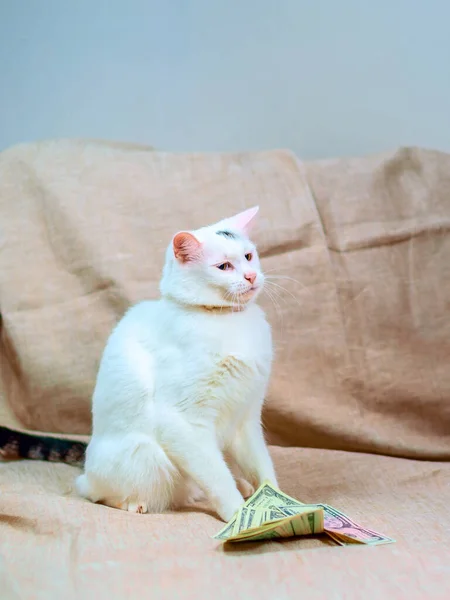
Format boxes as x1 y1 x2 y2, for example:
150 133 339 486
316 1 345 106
0 425 86 466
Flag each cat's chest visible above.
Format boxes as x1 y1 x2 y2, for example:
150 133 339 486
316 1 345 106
180 348 269 422
155 306 272 410
188 308 271 374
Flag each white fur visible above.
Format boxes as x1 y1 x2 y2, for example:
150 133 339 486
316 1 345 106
76 207 277 521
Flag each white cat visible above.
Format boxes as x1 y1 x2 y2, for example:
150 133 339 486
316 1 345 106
76 206 277 521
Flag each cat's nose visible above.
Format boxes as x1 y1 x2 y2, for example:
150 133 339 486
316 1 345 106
244 271 257 285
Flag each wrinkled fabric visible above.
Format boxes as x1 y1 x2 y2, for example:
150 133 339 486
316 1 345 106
1 447 449 599
0 140 449 598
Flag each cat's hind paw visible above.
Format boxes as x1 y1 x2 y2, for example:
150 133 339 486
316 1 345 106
127 501 148 514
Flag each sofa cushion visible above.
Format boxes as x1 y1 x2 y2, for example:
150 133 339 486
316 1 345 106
1 446 449 598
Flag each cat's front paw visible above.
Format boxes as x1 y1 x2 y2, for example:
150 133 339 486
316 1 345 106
216 496 244 522
236 477 255 499
255 471 278 489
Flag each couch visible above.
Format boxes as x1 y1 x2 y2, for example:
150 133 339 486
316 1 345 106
0 140 449 599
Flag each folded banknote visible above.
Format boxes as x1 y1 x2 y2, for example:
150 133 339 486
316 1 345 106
213 481 395 545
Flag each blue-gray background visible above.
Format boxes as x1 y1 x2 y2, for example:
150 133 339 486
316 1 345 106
1 0 449 158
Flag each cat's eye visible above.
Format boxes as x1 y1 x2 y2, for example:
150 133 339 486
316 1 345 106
217 262 233 271
245 253 253 261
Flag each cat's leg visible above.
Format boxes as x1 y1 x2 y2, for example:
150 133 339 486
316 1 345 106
224 452 256 498
229 411 278 488
126 500 149 514
164 420 244 522
98 496 148 513
171 477 205 509
77 433 175 514
76 472 107 503
76 473 142 511
235 477 256 499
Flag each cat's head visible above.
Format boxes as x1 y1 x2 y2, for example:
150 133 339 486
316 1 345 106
160 206 264 310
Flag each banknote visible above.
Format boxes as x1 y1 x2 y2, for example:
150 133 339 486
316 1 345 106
242 481 305 510
273 500 394 545
213 482 302 541
316 503 395 546
232 506 288 536
224 505 324 543
227 528 282 543
214 514 238 540
213 481 395 546
213 480 324 542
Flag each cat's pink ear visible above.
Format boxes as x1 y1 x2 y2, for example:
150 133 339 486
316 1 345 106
223 206 259 234
173 232 202 263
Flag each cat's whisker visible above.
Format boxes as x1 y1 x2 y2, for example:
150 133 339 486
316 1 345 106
264 289 285 333
264 282 288 304
267 286 286 327
270 288 283 313
224 289 240 313
268 289 285 315
263 267 281 274
265 275 312 294
263 285 281 316
234 291 242 313
267 282 301 307
265 280 303 309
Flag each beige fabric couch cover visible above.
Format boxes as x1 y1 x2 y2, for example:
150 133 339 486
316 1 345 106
0 140 449 599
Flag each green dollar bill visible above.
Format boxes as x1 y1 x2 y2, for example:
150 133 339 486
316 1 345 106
243 481 305 510
213 514 238 540
213 481 393 547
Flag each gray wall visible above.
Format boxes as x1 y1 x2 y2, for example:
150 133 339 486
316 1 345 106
1 0 449 158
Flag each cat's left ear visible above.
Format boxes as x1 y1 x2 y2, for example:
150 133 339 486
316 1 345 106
223 206 259 235
173 232 202 263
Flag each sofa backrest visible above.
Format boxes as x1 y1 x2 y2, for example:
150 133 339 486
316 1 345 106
0 140 448 459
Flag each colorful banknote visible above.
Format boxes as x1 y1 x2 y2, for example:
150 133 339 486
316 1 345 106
213 481 395 546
